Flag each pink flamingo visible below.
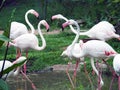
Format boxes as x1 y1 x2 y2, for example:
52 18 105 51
9 20 49 74
62 19 118 90
10 9 39 59
52 14 120 41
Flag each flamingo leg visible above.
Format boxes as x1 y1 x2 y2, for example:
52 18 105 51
96 60 102 90
83 62 93 87
66 61 75 89
24 49 28 74
91 58 103 90
21 70 37 90
109 73 115 90
72 60 79 87
16 48 21 59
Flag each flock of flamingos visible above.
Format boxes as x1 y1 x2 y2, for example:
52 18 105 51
0 9 120 90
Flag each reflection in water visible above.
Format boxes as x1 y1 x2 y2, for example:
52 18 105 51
7 71 118 90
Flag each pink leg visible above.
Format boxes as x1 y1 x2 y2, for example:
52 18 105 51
96 61 101 90
16 48 21 59
72 60 79 82
109 73 115 90
83 62 93 87
24 64 27 74
21 70 37 90
24 49 28 74
66 62 75 89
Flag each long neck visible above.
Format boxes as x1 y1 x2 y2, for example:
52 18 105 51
71 23 80 53
25 12 35 34
35 22 46 50
80 31 89 35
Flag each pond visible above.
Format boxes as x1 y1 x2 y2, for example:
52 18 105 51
7 71 118 90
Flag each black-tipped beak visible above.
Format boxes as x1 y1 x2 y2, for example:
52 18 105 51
61 26 64 31
47 29 49 32
37 16 40 20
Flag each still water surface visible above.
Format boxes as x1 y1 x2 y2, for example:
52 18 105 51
7 71 118 90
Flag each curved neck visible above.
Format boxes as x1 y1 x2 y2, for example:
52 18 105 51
71 23 80 53
35 22 46 50
25 12 35 34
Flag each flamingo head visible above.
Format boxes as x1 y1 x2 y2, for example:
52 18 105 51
28 9 39 18
41 20 50 32
61 19 76 31
51 14 64 21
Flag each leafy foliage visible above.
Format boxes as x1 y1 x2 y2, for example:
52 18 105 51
0 79 9 90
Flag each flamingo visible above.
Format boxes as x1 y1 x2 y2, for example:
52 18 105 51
112 54 120 90
52 14 120 41
62 19 118 90
0 56 37 90
10 9 39 39
51 16 92 88
60 19 81 89
9 20 50 74
0 56 26 79
10 9 39 59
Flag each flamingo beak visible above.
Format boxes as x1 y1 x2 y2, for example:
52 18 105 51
61 21 69 31
37 16 40 20
118 37 120 40
61 26 64 31
45 23 50 32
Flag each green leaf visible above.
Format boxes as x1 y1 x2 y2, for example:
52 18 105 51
0 79 9 90
2 59 26 75
0 35 11 42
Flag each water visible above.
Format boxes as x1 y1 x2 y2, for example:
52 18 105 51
7 71 118 90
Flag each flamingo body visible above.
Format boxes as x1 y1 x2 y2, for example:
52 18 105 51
61 43 84 61
80 21 120 41
10 34 39 51
113 54 120 76
10 22 28 39
75 40 117 58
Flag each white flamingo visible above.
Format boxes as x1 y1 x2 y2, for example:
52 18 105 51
62 19 118 90
0 56 37 90
10 9 39 59
10 9 39 39
9 20 50 74
0 56 26 79
52 14 120 41
60 19 81 88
